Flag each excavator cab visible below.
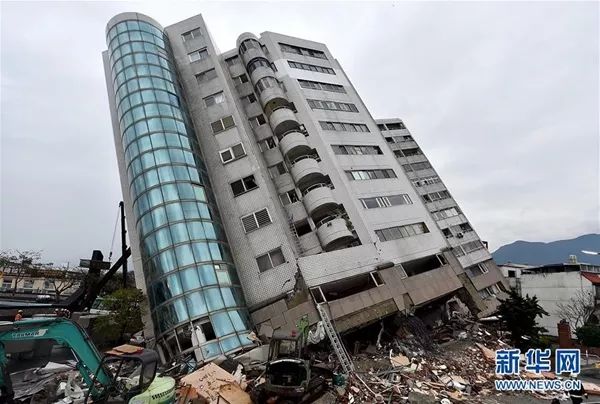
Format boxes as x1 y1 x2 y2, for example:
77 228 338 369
87 348 174 403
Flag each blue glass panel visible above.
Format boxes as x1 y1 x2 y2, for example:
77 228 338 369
221 288 236 308
186 291 208 317
192 243 211 263
180 267 200 291
157 249 177 274
200 341 220 359
211 311 233 336
175 244 195 267
220 335 241 353
154 228 172 250
198 264 218 286
170 223 189 244
208 243 222 261
205 288 225 312
187 222 205 240
182 202 200 219
150 206 167 228
165 202 184 222
228 310 248 332
157 166 175 182
193 186 206 202
202 222 216 239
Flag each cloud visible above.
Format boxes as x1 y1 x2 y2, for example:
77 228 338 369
1 1 598 262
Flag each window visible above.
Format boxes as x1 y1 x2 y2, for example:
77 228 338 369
279 43 327 59
360 194 412 209
204 92 225 107
249 114 266 128
508 270 516 278
231 175 258 196
332 145 382 155
188 49 209 62
254 76 279 94
400 254 446 277
225 55 239 67
379 122 406 131
294 220 312 236
268 163 287 178
288 60 335 75
442 228 453 238
258 137 277 152
402 161 432 172
23 280 34 290
432 207 461 220
182 28 202 42
247 57 271 74
423 190 451 202
399 148 422 157
375 222 429 242
239 38 261 53
233 74 249 85
345 169 396 181
370 271 384 287
2 279 12 289
307 99 359 113
461 240 485 253
241 208 272 233
298 79 346 93
319 120 369 132
256 247 285 272
412 176 441 187
467 263 489 277
279 189 300 205
211 116 235 134
241 93 257 106
219 143 246 163
196 68 218 83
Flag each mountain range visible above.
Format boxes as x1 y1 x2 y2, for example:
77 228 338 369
491 233 600 266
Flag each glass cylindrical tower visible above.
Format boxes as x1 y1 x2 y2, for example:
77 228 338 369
105 13 252 361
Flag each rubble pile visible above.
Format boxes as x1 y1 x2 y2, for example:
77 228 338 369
328 317 599 403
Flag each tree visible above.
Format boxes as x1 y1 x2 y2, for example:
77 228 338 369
556 289 596 330
45 267 86 302
576 324 600 347
0 250 42 293
93 288 147 343
498 289 549 350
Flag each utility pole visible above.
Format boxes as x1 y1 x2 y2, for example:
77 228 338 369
119 201 128 288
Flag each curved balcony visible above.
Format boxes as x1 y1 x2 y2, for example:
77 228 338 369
269 107 300 137
240 47 265 67
303 184 338 221
279 131 311 161
290 155 323 188
259 87 288 117
250 65 275 85
316 216 354 252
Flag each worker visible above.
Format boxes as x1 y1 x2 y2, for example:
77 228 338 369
14 310 23 321
567 375 587 404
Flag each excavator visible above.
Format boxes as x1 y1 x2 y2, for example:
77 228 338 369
0 317 175 403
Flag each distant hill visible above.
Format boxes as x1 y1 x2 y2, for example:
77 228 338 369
492 234 600 266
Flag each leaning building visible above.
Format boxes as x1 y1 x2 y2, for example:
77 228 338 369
103 12 507 362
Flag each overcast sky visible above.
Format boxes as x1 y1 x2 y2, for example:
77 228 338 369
1 1 598 265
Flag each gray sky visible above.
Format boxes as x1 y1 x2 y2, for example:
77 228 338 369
1 1 598 265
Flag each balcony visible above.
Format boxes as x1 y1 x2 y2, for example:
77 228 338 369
316 216 354 252
269 107 300 137
279 131 311 161
290 155 323 188
250 66 275 85
302 184 338 221
240 47 264 67
298 232 323 256
259 87 288 117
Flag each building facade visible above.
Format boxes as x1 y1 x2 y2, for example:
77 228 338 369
103 12 507 362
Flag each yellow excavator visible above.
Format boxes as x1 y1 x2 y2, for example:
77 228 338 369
0 317 175 403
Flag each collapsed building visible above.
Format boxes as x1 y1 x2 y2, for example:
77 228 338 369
102 12 508 363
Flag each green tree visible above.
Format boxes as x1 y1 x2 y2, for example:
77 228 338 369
498 289 549 350
93 288 147 343
576 325 600 347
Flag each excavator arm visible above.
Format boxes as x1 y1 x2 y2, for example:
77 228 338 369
0 318 112 399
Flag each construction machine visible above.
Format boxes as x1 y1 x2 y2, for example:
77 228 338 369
0 318 175 403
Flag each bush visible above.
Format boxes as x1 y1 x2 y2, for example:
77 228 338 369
576 324 600 347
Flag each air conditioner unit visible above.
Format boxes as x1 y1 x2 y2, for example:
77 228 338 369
457 233 464 238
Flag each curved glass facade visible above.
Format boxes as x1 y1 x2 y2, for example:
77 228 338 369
106 16 252 360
